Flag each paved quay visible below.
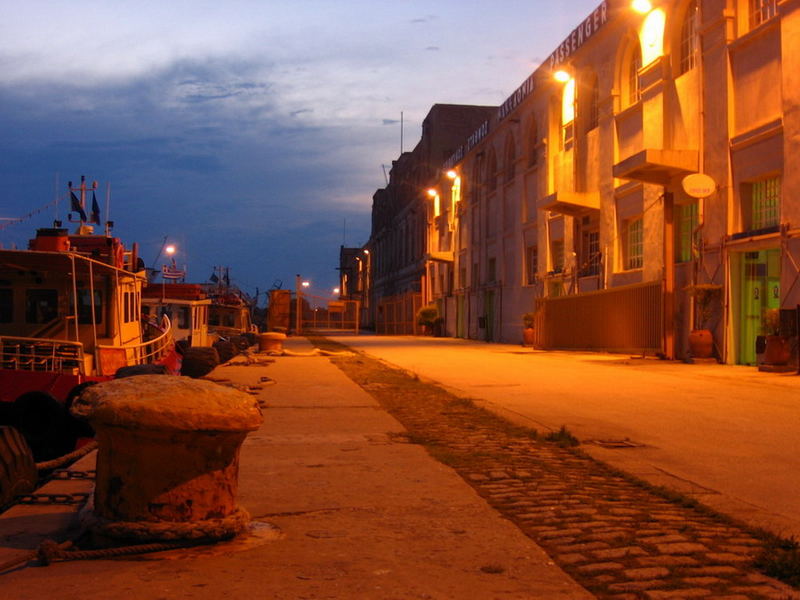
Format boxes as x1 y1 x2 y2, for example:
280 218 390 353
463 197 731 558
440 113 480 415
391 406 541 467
0 336 589 600
327 333 800 542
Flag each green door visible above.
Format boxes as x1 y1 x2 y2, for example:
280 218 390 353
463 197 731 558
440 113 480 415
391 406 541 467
456 295 465 338
484 290 495 342
738 249 780 365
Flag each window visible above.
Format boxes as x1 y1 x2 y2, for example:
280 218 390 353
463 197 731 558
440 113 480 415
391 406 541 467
526 245 538 285
0 289 11 323
679 1 698 75
586 76 599 132
76 289 102 325
459 267 466 288
580 230 601 276
486 151 498 192
676 201 699 262
26 289 58 324
624 217 644 270
504 136 516 182
550 240 565 273
628 41 642 106
750 0 777 28
487 258 497 283
178 306 191 329
751 177 781 230
527 118 539 167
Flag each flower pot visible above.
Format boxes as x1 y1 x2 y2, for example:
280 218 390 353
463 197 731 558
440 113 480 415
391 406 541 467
523 327 535 347
764 335 791 365
688 329 713 358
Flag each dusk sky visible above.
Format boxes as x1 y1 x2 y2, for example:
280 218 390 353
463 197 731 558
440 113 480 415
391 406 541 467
1 0 600 302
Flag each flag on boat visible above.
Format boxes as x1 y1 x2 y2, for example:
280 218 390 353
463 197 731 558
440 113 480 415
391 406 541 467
90 191 101 224
70 191 88 221
162 263 186 280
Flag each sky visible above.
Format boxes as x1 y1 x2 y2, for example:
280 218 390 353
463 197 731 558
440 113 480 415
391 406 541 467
0 0 601 303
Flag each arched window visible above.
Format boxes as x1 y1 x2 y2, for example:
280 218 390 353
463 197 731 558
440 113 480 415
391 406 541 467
585 74 599 132
486 150 498 192
628 41 642 106
504 135 516 182
679 0 698 75
527 118 539 167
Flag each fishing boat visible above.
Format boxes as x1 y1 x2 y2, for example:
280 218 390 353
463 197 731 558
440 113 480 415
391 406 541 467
0 177 178 462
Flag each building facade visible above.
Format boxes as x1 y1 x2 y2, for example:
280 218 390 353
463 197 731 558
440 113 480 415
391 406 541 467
368 104 495 334
364 0 800 366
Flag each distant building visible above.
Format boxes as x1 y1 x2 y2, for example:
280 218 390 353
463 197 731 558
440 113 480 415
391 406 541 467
364 0 800 367
368 104 496 334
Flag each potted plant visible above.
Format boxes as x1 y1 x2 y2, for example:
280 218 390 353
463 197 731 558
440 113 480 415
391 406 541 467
685 283 722 358
763 308 790 365
416 304 439 336
522 312 535 347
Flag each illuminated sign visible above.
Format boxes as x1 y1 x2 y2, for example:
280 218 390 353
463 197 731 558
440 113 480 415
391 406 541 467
548 1 609 70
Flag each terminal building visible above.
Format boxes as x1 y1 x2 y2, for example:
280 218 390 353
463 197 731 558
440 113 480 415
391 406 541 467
363 0 800 366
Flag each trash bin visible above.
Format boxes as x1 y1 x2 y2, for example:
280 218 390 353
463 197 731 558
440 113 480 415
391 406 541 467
259 331 287 353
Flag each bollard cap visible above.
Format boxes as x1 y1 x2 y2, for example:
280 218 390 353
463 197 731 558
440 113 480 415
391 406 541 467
71 375 263 432
261 332 287 340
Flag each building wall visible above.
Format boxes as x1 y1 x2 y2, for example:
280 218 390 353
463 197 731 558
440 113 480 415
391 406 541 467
367 0 798 364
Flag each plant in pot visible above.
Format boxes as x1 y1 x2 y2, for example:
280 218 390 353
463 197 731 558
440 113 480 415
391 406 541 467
416 304 439 336
522 312 535 347
685 283 722 359
763 308 790 366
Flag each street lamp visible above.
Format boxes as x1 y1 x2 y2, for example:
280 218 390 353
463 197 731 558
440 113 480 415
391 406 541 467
632 0 652 14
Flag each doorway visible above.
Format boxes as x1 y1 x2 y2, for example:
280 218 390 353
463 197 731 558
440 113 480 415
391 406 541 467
737 248 780 365
483 290 495 342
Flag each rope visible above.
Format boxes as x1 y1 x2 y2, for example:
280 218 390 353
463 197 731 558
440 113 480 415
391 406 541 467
84 506 251 542
36 539 208 565
36 441 98 472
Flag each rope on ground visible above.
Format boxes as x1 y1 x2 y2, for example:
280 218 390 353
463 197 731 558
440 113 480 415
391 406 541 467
278 348 354 358
36 441 99 472
84 506 251 542
36 538 208 565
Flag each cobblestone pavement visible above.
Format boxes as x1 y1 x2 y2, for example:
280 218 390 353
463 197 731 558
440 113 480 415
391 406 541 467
311 337 800 600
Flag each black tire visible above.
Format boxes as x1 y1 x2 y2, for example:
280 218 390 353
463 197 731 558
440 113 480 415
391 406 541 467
0 426 37 510
213 340 237 364
114 364 169 378
180 347 220 378
230 335 251 352
12 391 74 462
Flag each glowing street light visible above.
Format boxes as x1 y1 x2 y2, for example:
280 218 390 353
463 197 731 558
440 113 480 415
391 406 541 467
427 188 438 198
333 287 340 295
553 69 572 83
446 170 458 180
165 244 176 256
301 281 310 288
632 0 652 14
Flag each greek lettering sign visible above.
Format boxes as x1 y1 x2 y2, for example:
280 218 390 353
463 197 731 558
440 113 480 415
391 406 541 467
548 1 609 70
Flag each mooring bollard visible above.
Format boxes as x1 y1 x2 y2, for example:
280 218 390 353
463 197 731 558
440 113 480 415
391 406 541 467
259 331 287 354
71 375 263 541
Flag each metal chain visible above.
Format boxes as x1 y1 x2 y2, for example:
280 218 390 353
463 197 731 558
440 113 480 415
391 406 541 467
15 493 90 505
49 469 96 481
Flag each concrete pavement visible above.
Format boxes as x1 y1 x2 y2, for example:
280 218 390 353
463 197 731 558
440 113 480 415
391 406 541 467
0 337 590 599
327 333 800 540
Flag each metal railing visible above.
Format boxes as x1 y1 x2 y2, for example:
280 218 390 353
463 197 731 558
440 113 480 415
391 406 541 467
96 315 174 376
0 336 85 374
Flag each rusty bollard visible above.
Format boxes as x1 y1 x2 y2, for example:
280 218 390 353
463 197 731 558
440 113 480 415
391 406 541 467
71 375 263 542
258 331 287 354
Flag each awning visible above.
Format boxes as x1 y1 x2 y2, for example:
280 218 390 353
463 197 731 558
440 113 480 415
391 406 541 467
539 191 600 216
425 251 454 263
613 148 698 185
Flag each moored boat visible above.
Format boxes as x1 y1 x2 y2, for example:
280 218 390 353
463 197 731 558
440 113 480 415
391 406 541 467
0 178 178 461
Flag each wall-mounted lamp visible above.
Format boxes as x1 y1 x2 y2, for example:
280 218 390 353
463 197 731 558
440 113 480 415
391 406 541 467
446 170 458 180
553 69 572 83
632 0 652 14
427 188 438 198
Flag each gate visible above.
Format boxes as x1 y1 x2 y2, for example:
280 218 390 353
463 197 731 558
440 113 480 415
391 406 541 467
375 292 423 335
534 281 663 354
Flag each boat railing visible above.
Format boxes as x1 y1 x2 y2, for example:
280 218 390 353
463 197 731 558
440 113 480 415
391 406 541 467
95 314 174 376
0 336 85 374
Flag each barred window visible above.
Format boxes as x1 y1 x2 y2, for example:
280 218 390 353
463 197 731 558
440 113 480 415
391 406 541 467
628 42 642 106
587 76 600 131
625 217 644 270
750 0 777 28
675 201 699 263
679 0 698 75
526 245 538 285
752 177 781 230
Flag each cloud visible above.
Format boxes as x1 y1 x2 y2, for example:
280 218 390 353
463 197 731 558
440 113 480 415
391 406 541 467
425 46 440 52
383 119 400 126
